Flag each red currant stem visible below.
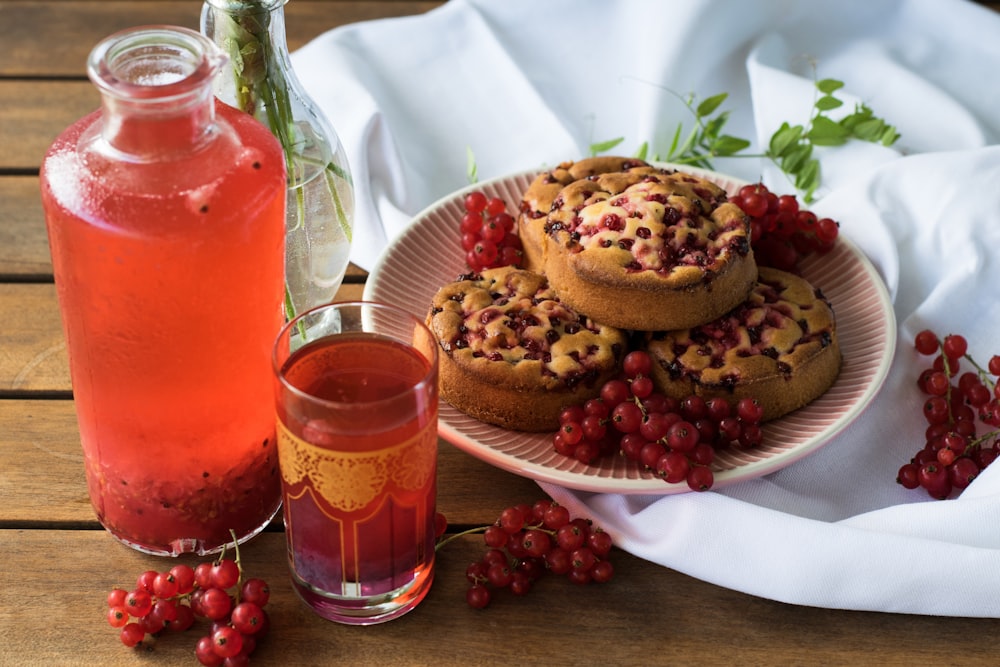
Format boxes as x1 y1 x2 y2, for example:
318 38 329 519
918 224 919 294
941 350 956 426
435 525 490 552
226 528 247 602
962 352 997 393
631 394 648 416
932 336 998 426
435 520 566 552
966 428 1000 452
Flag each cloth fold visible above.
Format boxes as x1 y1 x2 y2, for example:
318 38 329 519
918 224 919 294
292 0 1000 616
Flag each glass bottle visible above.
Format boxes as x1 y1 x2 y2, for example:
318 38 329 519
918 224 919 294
201 0 355 319
39 26 286 555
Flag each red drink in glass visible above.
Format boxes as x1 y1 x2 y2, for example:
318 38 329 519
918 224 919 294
39 27 286 555
273 303 438 624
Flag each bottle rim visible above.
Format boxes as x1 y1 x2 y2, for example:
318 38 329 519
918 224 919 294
204 0 287 12
87 25 227 103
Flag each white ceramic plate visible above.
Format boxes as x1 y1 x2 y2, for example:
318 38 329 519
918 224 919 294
364 165 897 494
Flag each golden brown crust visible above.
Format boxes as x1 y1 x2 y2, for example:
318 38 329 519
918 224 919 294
426 266 627 432
517 157 654 272
644 267 841 421
542 168 757 331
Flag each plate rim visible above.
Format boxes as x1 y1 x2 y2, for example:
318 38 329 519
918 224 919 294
364 164 898 494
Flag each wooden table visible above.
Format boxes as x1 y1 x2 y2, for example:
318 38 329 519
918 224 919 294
4 2 1000 665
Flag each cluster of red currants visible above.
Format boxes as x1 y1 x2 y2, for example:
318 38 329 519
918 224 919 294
460 191 524 272
458 499 614 609
896 330 1000 499
106 547 270 666
729 182 839 272
553 350 765 492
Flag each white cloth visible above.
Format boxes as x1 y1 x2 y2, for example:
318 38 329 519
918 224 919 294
293 0 1000 616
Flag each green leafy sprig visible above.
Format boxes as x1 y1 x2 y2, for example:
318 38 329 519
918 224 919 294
214 2 353 319
661 91 752 169
590 78 900 202
766 78 900 200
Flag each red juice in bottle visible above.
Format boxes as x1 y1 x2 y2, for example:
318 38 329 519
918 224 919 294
39 27 286 555
275 329 438 624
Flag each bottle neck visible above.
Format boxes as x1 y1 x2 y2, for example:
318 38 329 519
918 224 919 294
201 0 291 117
98 87 220 158
88 27 226 159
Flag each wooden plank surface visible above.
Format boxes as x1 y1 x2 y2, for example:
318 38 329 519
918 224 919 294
3 529 1000 667
0 1 445 77
0 177 51 280
0 283 69 394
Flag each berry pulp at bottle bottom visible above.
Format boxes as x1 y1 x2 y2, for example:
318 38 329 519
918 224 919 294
276 333 438 623
40 101 287 555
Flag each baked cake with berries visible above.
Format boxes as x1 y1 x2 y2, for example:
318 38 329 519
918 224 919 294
542 167 756 331
644 266 841 421
426 266 627 432
517 156 655 272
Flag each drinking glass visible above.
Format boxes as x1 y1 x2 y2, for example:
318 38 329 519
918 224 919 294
272 301 439 624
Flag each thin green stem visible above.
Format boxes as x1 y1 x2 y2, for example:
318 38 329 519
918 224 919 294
324 165 352 242
963 351 997 393
435 525 489 552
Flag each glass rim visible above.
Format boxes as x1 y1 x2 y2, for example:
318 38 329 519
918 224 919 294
272 300 439 410
204 0 287 12
87 25 226 103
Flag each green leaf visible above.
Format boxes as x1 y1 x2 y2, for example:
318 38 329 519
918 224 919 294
701 114 727 142
835 104 901 147
667 123 682 158
795 158 820 202
781 144 813 174
806 115 851 146
768 123 803 158
670 125 700 161
840 103 873 125
880 127 901 146
849 118 888 142
634 141 649 161
466 146 478 184
814 95 843 112
817 78 844 94
696 92 728 118
711 135 751 156
590 137 625 156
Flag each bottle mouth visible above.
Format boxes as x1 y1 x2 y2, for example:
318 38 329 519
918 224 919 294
87 25 227 103
204 0 287 10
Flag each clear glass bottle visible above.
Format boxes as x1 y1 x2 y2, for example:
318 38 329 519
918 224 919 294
39 26 286 555
201 0 355 319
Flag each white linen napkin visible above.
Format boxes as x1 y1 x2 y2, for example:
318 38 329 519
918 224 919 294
292 0 1000 616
